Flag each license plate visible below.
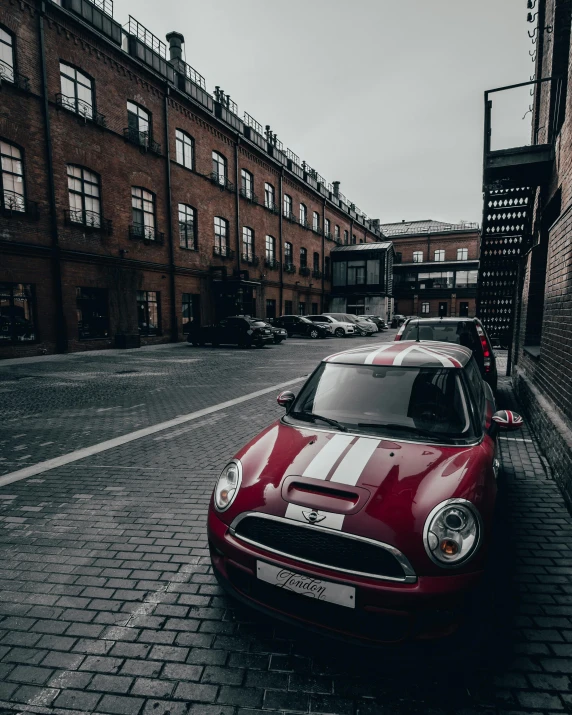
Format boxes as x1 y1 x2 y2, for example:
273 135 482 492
256 561 355 609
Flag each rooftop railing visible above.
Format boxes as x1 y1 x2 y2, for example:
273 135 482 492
126 15 166 57
244 112 263 135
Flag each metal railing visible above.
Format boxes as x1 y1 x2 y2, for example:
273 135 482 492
184 63 206 90
123 127 161 154
1 190 39 219
312 269 323 279
56 93 106 126
299 219 310 230
299 266 311 277
213 245 235 259
284 263 296 274
126 16 166 57
284 211 297 223
210 172 234 192
264 200 279 214
0 59 30 91
214 87 238 114
65 209 112 233
244 112 263 135
241 253 259 266
129 224 164 244
265 258 280 269
239 187 258 203
286 148 300 165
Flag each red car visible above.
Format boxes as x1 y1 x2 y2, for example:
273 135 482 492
208 340 523 644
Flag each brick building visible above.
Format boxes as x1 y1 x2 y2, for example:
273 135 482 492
480 0 572 501
380 220 480 318
0 0 383 358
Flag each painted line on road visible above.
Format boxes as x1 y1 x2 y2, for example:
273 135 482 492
499 436 533 443
0 376 306 488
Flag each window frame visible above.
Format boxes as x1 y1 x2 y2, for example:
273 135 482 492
126 101 151 148
67 164 102 228
131 186 157 240
300 247 308 269
242 226 254 260
413 251 423 263
136 290 161 336
299 203 307 226
283 193 292 217
313 211 320 232
0 282 37 344
0 25 16 84
182 292 199 334
265 235 276 261
421 302 430 314
0 137 26 212
264 182 275 210
214 216 229 255
241 169 254 199
212 151 227 185
178 202 197 250
344 230 349 245
175 129 194 171
457 247 468 261
324 217 330 236
59 61 95 119
434 249 445 262
284 241 293 266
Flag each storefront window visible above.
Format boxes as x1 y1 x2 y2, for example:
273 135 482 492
76 287 109 340
0 283 36 343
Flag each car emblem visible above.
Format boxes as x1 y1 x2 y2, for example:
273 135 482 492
302 509 326 524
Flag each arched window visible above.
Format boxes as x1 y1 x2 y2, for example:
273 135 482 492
284 241 293 267
265 235 276 262
127 101 151 147
67 165 101 227
242 226 254 261
0 26 15 83
300 247 308 269
241 169 254 199
0 139 25 212
176 130 194 170
299 203 307 226
264 182 275 210
283 193 292 218
131 187 156 240
312 211 320 232
179 204 197 250
60 62 94 118
212 151 227 185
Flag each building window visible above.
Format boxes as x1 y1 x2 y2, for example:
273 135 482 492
0 139 25 212
352 234 357 245
413 251 423 263
182 293 199 334
457 247 468 261
298 301 306 316
264 182 275 209
137 290 161 336
242 226 254 260
334 225 340 240
324 218 330 236
454 270 478 288
300 247 308 269
214 216 229 255
241 169 254 199
60 62 93 118
67 165 101 227
313 211 320 232
421 302 430 314
76 287 109 340
265 235 276 261
131 187 156 240
175 130 194 170
348 260 366 285
284 300 293 315
127 101 150 147
344 230 349 245
212 151 227 185
284 241 293 267
300 203 307 226
312 302 318 314
266 299 276 319
459 301 469 317
179 203 197 250
0 283 36 343
0 27 15 83
283 193 292 217
434 249 445 262
313 252 320 272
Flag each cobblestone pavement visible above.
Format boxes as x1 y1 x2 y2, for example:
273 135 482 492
0 337 571 715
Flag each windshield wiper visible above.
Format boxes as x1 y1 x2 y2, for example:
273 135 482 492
290 411 348 432
356 422 457 439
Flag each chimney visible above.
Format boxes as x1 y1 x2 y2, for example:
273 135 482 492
332 181 340 197
371 218 380 230
166 32 185 71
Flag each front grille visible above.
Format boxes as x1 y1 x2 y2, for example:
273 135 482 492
232 515 406 580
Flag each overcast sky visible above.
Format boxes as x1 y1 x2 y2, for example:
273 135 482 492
114 0 533 225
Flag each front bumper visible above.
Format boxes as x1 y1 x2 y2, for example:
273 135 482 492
208 510 483 644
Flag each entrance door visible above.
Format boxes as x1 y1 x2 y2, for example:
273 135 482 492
459 301 469 317
438 302 448 317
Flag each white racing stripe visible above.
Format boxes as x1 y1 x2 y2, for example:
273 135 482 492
329 437 379 486
364 343 398 365
284 503 345 530
301 434 355 480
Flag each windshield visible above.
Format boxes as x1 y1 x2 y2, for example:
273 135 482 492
286 363 474 442
250 321 269 327
401 321 479 351
299 317 313 324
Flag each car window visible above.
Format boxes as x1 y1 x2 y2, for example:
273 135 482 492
289 363 474 443
401 321 480 351
300 317 313 324
464 357 486 424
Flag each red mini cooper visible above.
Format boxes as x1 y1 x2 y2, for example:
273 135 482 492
208 341 523 644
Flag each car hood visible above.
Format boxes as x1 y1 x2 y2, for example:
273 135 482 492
222 421 495 575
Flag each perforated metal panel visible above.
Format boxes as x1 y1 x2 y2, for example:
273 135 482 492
477 185 534 347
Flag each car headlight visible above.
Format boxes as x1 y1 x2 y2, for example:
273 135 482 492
423 499 482 567
214 460 242 512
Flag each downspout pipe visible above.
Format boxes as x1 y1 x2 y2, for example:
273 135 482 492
234 138 241 276
321 198 326 312
39 2 67 353
278 168 284 314
163 87 178 342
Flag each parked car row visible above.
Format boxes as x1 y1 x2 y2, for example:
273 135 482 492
187 313 389 347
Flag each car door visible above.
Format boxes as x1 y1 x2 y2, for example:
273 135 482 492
227 318 246 344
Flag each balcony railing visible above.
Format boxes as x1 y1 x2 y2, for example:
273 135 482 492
239 187 258 203
210 172 234 192
56 94 107 127
1 190 39 219
324 231 333 241
0 59 30 91
213 245 235 260
265 258 280 269
241 253 259 266
299 266 311 277
312 269 323 279
283 211 297 223
123 127 161 154
299 219 310 230
264 201 279 214
129 224 164 244
312 224 321 235
284 263 296 274
64 209 112 234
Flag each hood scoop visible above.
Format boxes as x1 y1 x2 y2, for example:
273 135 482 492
281 475 370 515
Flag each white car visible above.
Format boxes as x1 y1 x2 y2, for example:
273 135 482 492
325 313 377 336
307 314 356 337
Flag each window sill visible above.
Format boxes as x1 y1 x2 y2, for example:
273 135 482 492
523 345 541 359
179 246 198 252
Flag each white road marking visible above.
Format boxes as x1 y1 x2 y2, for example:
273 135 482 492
0 376 306 488
499 436 533 443
301 434 355 480
152 413 227 441
330 438 379 486
285 503 344 530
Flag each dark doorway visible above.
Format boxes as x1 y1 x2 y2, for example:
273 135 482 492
459 302 469 317
438 302 448 317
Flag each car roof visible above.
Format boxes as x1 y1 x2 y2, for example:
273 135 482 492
323 340 473 368
404 317 477 325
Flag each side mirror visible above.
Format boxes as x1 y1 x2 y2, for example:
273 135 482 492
491 410 524 432
277 390 295 410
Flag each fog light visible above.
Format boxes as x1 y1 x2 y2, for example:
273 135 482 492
440 539 459 556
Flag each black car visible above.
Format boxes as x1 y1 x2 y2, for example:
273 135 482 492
396 317 498 392
187 316 274 348
390 314 407 329
368 316 387 331
257 319 288 344
273 315 330 339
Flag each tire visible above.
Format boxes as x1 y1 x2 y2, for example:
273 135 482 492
254 342 264 349
309 329 319 339
191 341 200 346
334 328 345 338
